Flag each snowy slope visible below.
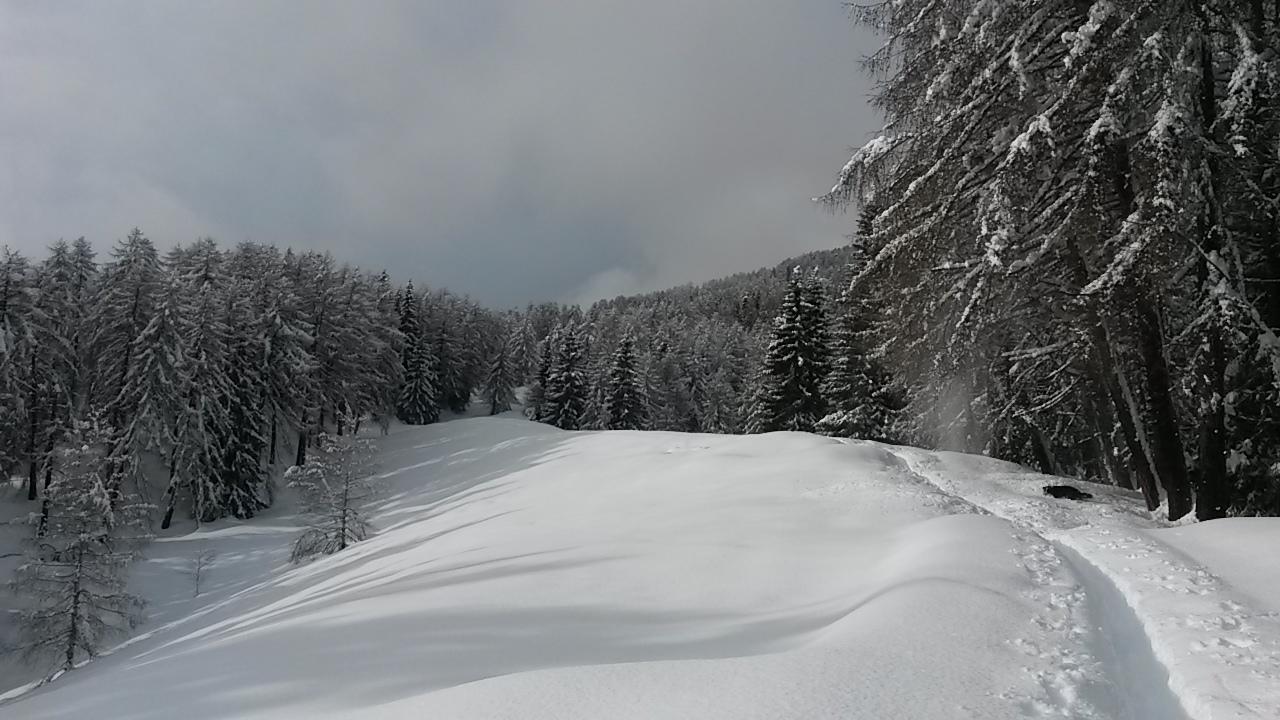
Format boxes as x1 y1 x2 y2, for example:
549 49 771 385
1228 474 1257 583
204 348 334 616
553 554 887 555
1 418 1277 719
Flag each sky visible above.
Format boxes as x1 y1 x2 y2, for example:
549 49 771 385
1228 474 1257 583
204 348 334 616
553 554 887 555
0 1 877 307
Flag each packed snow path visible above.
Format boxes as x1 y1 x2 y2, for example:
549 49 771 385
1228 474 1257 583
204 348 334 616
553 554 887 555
1 419 1277 719
887 446 1280 720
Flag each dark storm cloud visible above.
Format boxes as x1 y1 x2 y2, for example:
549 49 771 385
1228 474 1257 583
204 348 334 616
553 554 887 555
0 1 876 306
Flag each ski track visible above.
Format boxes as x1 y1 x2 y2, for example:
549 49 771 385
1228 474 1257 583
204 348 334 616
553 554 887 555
884 445 1280 720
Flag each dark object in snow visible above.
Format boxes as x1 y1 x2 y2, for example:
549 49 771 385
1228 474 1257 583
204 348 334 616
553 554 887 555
1043 484 1093 501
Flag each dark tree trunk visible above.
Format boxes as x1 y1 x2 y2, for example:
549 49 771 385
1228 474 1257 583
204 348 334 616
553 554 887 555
1134 301 1193 520
26 389 39 501
294 410 308 467
269 413 277 466
1028 420 1058 476
160 457 179 530
43 431 56 490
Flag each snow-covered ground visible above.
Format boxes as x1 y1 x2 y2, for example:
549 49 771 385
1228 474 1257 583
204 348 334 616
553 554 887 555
1 418 1277 719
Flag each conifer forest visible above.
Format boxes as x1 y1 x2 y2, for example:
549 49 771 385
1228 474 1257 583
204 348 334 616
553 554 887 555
2 2 1280 715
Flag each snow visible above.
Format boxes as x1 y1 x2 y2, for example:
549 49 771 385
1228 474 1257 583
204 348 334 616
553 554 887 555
1 418 1277 718
890 446 1280 720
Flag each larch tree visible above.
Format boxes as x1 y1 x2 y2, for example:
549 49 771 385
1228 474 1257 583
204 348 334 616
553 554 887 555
287 434 375 562
11 418 146 676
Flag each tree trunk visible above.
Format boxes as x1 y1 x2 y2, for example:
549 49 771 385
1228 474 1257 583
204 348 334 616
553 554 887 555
65 544 83 670
160 458 179 530
26 389 39 501
1134 300 1193 519
269 413 277 466
43 432 56 491
1027 419 1058 476
294 410 308 467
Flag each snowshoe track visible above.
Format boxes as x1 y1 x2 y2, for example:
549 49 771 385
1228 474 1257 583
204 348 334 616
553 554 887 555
882 446 1201 720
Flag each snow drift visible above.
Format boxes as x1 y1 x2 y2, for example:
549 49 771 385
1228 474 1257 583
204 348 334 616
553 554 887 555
2 418 1277 719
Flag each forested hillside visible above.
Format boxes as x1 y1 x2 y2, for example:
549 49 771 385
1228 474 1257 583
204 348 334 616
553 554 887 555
4 0 1280 696
520 1 1280 524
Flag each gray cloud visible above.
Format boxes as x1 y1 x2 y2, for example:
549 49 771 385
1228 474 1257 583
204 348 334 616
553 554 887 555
0 1 877 306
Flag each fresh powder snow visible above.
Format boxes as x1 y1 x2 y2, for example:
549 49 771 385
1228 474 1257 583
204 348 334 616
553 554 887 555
1 416 1277 719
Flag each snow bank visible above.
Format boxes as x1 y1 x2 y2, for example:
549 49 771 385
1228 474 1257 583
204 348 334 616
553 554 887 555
1 421 1081 719
2 420 1276 719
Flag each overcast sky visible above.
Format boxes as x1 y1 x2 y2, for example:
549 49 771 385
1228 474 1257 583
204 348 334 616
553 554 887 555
0 1 876 307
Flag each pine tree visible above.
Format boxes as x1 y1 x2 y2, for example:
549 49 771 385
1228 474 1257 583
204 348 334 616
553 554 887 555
26 242 89 502
11 418 146 675
171 241 234 523
217 280 269 519
603 335 647 430
542 326 589 430
287 434 374 562
428 300 470 414
525 330 557 421
817 264 899 441
747 271 831 433
481 328 519 416
398 330 440 426
0 247 34 480
365 270 405 430
92 229 163 422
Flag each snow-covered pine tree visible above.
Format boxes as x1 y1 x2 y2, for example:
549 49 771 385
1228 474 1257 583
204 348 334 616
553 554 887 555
90 229 163 422
603 335 647 430
481 326 519 416
398 329 440 426
365 270 405 430
746 270 830 433
511 315 538 383
645 335 693 431
816 1 1280 519
66 237 98 409
11 418 146 676
0 247 35 480
113 278 186 528
287 434 374 562
289 251 339 466
698 365 740 434
426 295 471 415
397 283 439 425
255 266 313 467
17 258 76 503
542 324 589 430
170 241 235 523
217 278 270 519
816 256 899 442
525 328 558 422
25 242 90 502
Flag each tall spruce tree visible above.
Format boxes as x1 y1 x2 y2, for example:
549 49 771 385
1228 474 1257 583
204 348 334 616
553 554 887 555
603 335 647 430
746 271 831 433
481 328 519 416
398 331 440 426
543 325 589 430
